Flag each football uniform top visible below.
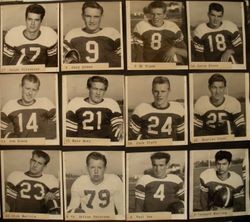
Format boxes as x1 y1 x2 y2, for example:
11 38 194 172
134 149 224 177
0 97 56 139
132 20 186 62
200 168 245 211
67 174 124 215
192 20 243 62
64 27 121 67
6 171 60 213
3 25 58 67
129 102 184 140
194 95 245 137
135 174 184 212
66 97 123 141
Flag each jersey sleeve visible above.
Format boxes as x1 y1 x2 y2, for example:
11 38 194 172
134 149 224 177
112 175 124 215
66 99 79 137
192 24 206 61
131 22 144 62
67 178 82 212
232 174 245 212
134 176 146 212
128 111 143 140
45 28 58 67
193 97 206 136
199 170 210 210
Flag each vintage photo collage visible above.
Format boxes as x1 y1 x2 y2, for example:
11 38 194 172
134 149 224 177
0 0 250 221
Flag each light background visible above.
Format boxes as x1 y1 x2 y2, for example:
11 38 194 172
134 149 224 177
127 75 185 109
62 1 121 35
1 3 58 30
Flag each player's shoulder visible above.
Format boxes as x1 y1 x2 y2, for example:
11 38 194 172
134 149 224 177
40 26 58 45
101 27 120 40
195 95 209 108
7 171 25 185
134 20 152 34
200 168 215 181
105 173 122 183
42 173 59 188
1 99 19 114
67 97 83 110
136 174 152 186
224 95 241 112
225 95 240 104
193 22 209 38
163 20 181 33
65 28 83 41
72 175 89 187
169 101 184 115
4 25 25 44
229 170 243 185
133 103 152 116
222 20 239 32
103 97 119 106
166 173 183 184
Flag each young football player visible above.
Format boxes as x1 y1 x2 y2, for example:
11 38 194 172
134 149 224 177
199 150 245 211
0 74 57 139
131 1 187 63
192 2 243 63
63 1 121 67
194 73 246 137
134 152 184 213
5 150 60 213
129 76 184 140
66 75 123 141
67 152 124 215
3 4 58 67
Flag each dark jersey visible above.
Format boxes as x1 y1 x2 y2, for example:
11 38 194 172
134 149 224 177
64 27 121 67
0 98 56 139
66 97 123 141
6 171 60 213
132 20 186 62
194 95 246 137
129 102 184 140
192 21 243 62
3 26 58 67
135 174 184 212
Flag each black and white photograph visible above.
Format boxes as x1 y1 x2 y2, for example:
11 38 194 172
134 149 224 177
190 73 248 143
187 1 246 70
0 3 59 72
0 73 59 145
1 149 63 220
126 0 188 70
190 149 248 219
63 151 125 220
127 151 187 220
63 74 124 146
126 75 187 147
61 1 123 71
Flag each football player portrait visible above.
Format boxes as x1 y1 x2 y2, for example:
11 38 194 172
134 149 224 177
3 150 61 216
189 2 245 65
63 1 122 68
64 75 124 145
0 74 58 143
65 151 125 219
130 1 187 65
2 4 58 67
193 73 246 138
128 76 186 144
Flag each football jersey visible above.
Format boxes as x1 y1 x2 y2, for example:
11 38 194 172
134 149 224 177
66 97 123 141
64 27 121 67
0 97 56 139
67 174 124 214
132 20 185 62
3 25 58 66
135 174 184 212
200 168 244 209
192 20 243 62
194 95 245 136
129 102 184 140
6 171 59 213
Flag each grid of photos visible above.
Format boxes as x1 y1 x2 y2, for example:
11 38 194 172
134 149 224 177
0 0 250 221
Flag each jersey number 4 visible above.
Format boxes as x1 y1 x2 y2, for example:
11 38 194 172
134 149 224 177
153 184 165 201
18 112 38 132
84 189 110 209
148 116 172 135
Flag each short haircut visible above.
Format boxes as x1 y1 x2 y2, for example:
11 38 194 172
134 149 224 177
209 2 224 15
87 76 109 90
152 76 170 89
26 4 46 21
151 152 171 164
21 74 41 89
86 152 107 167
32 150 50 165
215 150 232 163
208 74 226 87
148 1 167 14
82 1 104 15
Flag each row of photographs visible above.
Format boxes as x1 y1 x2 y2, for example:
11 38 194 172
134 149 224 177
0 1 250 72
0 72 249 146
0 148 249 220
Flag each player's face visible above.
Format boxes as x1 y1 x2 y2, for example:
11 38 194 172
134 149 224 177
21 80 39 105
149 7 166 27
29 154 46 176
152 158 168 178
26 12 42 34
152 83 170 108
208 10 223 29
82 7 102 33
87 159 106 184
88 82 106 104
209 81 226 102
216 159 230 176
